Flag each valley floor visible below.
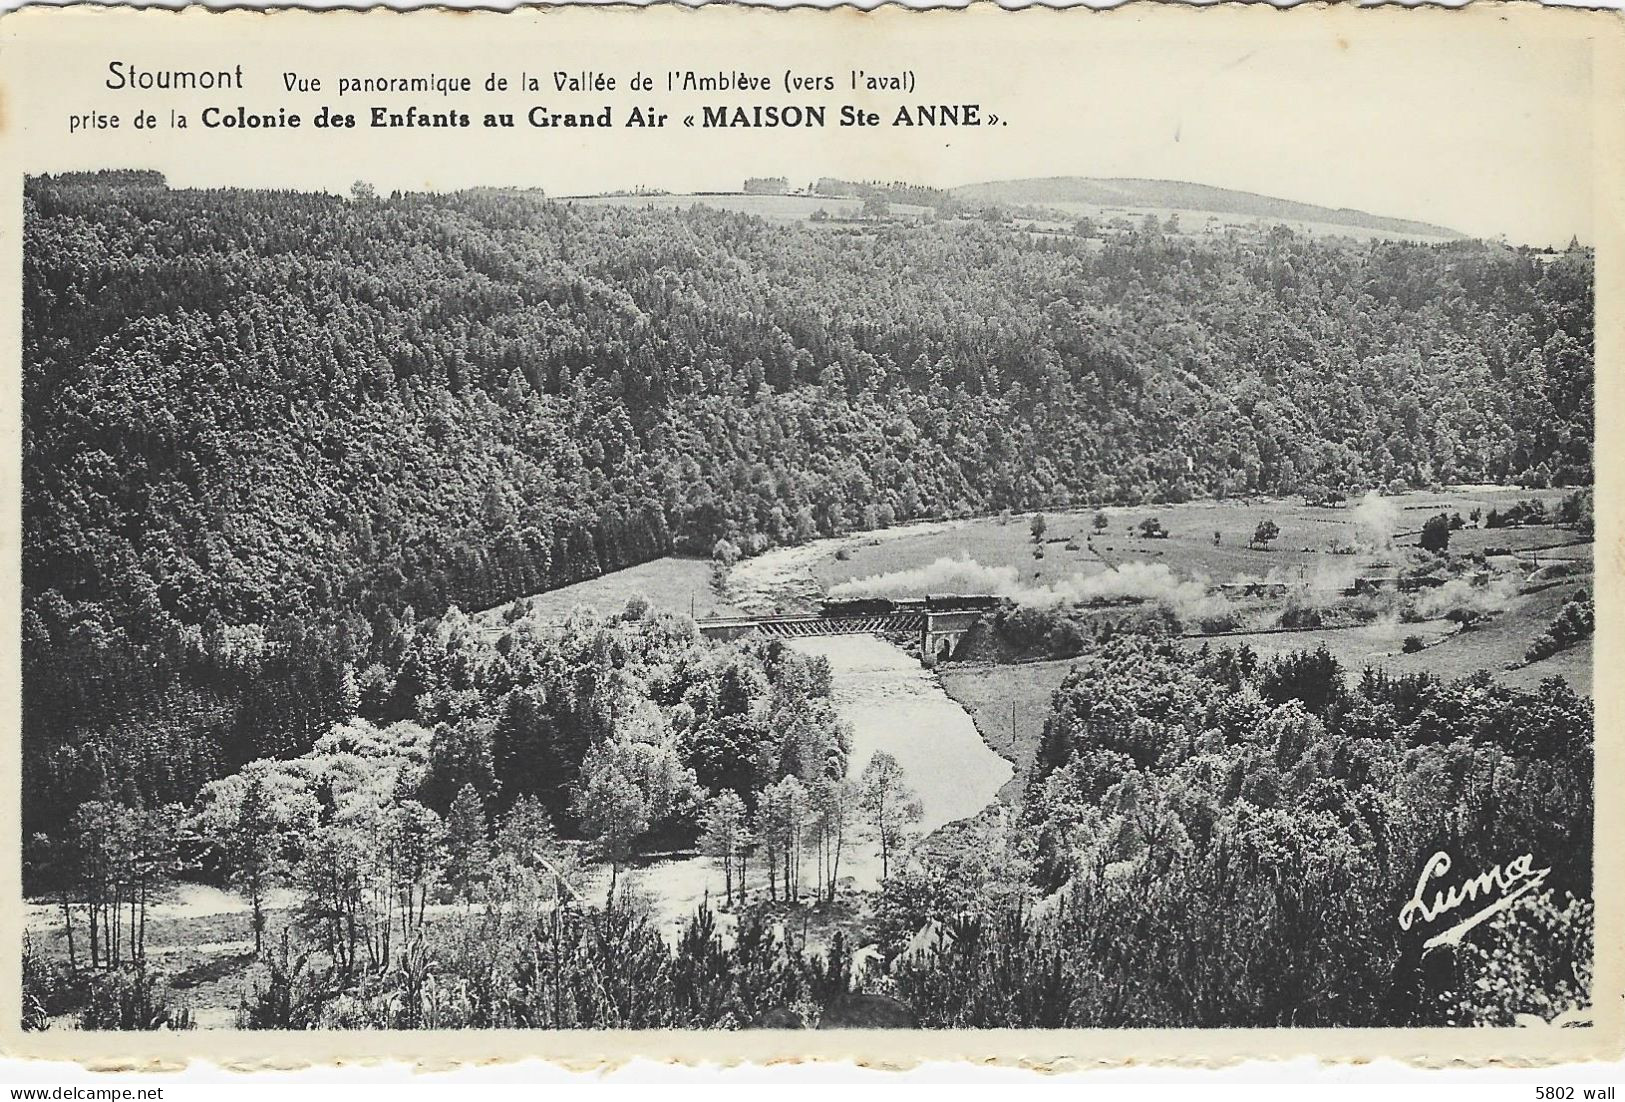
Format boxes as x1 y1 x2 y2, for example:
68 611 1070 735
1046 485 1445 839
32 487 1591 1028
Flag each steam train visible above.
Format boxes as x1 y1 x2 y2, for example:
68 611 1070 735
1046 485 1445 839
819 594 1001 618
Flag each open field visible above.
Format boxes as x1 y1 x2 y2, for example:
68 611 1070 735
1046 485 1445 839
24 885 292 1029
562 193 932 224
1202 618 1463 677
1501 637 1592 694
1376 581 1593 693
947 180 1461 244
37 568 1583 1028
1432 526 1592 558
939 659 1076 800
565 182 1461 244
939 582 1594 803
486 488 1588 701
1026 201 1460 244
473 556 743 638
817 489 1577 595
469 486 1589 824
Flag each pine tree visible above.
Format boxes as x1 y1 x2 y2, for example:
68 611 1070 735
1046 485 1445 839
698 790 749 906
444 783 492 904
229 774 284 956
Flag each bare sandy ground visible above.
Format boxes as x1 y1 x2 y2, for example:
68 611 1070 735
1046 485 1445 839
724 519 965 614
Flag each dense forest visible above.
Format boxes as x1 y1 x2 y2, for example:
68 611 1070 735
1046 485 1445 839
996 639 1593 1026
22 172 1594 842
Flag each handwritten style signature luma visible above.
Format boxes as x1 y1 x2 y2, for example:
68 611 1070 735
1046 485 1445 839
1398 850 1550 951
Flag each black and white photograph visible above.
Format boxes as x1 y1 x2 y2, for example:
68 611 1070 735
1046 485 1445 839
3 4 1611 1054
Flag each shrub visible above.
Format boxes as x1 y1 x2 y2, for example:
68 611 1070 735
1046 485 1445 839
1402 636 1425 654
1529 562 1582 583
1437 892 1593 1027
1487 499 1549 529
80 965 193 1031
1419 513 1451 555
1445 607 1485 628
1048 619 1087 658
1525 590 1594 662
21 935 81 1031
1279 605 1324 630
1557 488 1594 535
1121 605 1183 640
712 538 741 567
237 929 331 1030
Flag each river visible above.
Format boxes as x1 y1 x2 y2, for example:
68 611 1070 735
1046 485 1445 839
627 633 1012 943
782 634 1012 834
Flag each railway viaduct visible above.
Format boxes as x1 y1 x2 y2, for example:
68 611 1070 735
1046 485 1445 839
697 605 987 661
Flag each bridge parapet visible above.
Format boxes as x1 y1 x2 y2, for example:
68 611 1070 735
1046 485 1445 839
697 611 925 640
696 603 990 662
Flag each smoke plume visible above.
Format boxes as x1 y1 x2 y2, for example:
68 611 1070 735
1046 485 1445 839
827 553 1216 616
1411 574 1518 621
1352 492 1399 553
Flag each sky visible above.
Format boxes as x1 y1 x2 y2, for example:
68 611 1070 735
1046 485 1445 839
8 5 1609 246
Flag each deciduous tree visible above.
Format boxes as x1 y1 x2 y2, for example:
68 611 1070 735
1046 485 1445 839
858 750 923 881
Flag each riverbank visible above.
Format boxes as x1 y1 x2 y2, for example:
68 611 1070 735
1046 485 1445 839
784 635 1013 836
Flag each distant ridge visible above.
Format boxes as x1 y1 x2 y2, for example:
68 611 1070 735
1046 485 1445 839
951 177 1464 241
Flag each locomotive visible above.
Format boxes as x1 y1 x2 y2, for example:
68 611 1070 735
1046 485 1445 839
819 594 1000 618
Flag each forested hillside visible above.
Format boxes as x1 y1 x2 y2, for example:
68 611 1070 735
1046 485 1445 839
22 172 1593 838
